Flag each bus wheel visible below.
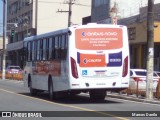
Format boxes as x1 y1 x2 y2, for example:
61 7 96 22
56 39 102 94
29 80 37 96
48 82 53 100
89 90 106 101
48 80 57 100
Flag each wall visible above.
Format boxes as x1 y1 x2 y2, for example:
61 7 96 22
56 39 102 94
37 0 91 34
128 21 160 69
91 0 109 22
154 22 160 42
128 21 147 44
91 0 160 22
128 20 160 43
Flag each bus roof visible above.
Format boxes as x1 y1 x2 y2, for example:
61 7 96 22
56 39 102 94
24 28 68 42
24 24 126 42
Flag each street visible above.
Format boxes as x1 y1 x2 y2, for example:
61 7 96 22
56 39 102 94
0 79 160 120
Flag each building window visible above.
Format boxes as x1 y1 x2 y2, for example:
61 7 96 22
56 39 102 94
94 0 108 7
128 27 136 40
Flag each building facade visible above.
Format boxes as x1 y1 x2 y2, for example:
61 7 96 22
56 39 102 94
119 3 160 70
91 0 160 22
91 0 160 70
7 0 91 68
7 0 36 68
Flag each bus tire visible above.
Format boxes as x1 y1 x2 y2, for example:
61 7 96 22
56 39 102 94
48 79 58 100
89 90 106 101
29 80 37 96
48 80 54 100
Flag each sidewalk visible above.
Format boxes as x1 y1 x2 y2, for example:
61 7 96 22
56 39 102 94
107 92 160 105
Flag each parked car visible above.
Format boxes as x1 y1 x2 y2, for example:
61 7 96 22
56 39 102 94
155 71 160 78
129 69 159 92
6 66 23 74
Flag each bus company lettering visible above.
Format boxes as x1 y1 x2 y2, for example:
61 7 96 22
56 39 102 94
84 58 102 64
86 32 117 37
79 53 106 67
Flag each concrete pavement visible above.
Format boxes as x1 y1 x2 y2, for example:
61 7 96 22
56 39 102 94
107 92 160 104
1 78 160 104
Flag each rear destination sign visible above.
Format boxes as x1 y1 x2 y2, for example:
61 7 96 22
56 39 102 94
75 28 123 50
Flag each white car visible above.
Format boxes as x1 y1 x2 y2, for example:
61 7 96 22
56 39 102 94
129 69 159 92
6 66 23 74
155 71 160 78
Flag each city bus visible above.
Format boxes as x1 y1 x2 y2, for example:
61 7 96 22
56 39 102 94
23 23 130 100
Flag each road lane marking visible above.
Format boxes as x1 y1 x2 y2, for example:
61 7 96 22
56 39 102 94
0 88 128 120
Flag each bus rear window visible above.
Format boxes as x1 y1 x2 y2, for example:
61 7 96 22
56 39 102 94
75 28 123 50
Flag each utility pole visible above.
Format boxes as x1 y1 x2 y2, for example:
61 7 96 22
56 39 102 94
57 0 75 27
146 0 154 100
35 0 38 35
2 0 7 79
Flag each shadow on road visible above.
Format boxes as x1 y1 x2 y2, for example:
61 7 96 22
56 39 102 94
19 92 122 105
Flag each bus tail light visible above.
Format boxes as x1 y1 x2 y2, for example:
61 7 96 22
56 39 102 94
71 57 78 79
122 56 128 77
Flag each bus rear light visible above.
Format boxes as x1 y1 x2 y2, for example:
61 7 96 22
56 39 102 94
71 57 78 79
122 56 128 77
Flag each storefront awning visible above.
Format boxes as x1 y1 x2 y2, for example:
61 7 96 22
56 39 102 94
7 41 23 51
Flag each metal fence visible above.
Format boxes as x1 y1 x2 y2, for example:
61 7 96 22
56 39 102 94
0 72 23 80
120 79 160 99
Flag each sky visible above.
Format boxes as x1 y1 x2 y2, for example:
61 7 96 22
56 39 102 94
0 1 3 36
0 0 160 36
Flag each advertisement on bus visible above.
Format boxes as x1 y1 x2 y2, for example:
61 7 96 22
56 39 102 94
75 28 123 50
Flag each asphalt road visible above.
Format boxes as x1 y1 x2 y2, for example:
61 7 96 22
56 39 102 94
0 79 160 120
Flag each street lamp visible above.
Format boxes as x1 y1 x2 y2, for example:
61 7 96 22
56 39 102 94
2 0 7 79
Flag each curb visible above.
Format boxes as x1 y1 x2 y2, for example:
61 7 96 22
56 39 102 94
107 94 160 104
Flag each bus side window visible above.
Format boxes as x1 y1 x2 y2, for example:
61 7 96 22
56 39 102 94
52 37 55 59
27 42 31 61
46 38 49 60
32 41 35 61
23 42 27 67
61 34 67 59
34 41 37 61
23 42 27 62
40 40 43 60
65 34 68 49
58 35 62 59
49 37 53 60
43 39 47 60
61 35 65 50
37 40 40 60
55 36 59 59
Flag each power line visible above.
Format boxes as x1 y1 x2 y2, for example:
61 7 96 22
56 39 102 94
38 0 90 7
57 0 75 27
38 1 62 4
